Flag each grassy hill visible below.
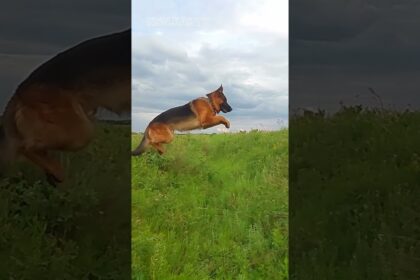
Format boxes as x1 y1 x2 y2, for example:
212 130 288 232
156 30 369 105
290 107 420 279
132 130 288 279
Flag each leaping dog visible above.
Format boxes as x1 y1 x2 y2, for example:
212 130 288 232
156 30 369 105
131 85 232 156
0 29 131 185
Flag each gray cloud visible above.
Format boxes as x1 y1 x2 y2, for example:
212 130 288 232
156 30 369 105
291 0 420 111
0 0 130 113
292 0 378 42
0 1 129 54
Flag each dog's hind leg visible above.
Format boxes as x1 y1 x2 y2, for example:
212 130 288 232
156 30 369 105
22 150 65 185
13 87 95 184
151 143 165 155
147 123 174 155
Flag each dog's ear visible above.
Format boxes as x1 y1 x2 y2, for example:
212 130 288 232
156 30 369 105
218 84 223 92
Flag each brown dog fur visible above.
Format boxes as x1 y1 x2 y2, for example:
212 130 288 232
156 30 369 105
132 85 232 156
0 29 130 185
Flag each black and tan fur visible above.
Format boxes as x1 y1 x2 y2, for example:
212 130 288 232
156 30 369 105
132 85 232 156
0 29 131 185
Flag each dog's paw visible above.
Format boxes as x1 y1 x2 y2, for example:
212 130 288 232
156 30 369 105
225 121 230 129
45 172 63 187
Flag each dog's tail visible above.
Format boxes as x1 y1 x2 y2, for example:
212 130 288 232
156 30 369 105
1 96 20 169
131 131 149 156
0 114 19 167
0 125 15 166
0 125 5 159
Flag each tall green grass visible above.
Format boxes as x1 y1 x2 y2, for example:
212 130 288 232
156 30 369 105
290 107 420 279
0 123 131 279
132 130 288 279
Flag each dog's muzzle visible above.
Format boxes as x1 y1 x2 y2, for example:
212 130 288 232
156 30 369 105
221 103 232 113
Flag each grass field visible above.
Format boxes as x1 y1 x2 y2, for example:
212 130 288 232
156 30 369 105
290 107 420 279
0 123 131 279
132 130 288 279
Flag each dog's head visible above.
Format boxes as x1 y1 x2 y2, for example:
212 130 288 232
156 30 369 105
207 84 233 113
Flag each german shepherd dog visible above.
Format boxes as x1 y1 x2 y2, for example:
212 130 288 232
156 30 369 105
132 85 232 156
0 29 131 185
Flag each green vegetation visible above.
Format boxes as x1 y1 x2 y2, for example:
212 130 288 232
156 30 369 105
132 130 288 279
0 123 131 279
290 106 420 279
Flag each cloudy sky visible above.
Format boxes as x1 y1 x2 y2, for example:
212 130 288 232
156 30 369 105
291 0 420 112
132 0 288 133
0 0 130 115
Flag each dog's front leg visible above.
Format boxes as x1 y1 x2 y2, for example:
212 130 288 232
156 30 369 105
201 115 230 129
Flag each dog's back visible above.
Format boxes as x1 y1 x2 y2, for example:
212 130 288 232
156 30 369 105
151 103 196 125
15 29 131 114
18 29 130 91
